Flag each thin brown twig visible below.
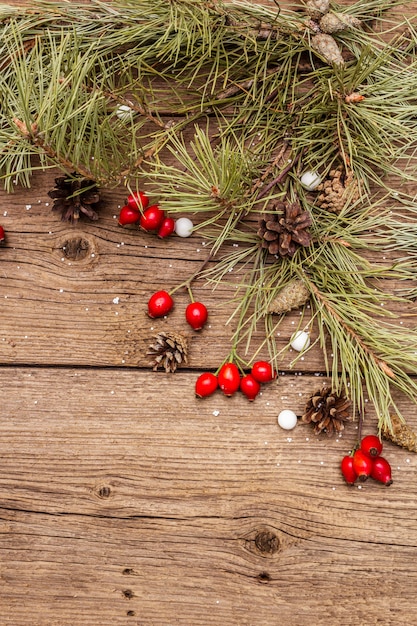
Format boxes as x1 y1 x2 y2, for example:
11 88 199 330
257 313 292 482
308 280 396 380
12 118 97 181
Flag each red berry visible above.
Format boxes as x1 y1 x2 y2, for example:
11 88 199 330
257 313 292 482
185 302 208 331
118 205 140 226
352 448 373 482
251 361 276 383
371 456 393 486
360 434 383 458
0 225 5 244
195 372 218 398
157 217 176 239
341 455 357 485
140 204 165 231
218 362 241 397
240 374 261 401
147 290 174 318
127 191 149 211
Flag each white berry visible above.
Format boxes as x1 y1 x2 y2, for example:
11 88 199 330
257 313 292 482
278 409 298 430
115 104 133 120
175 217 194 237
290 330 310 352
300 171 322 191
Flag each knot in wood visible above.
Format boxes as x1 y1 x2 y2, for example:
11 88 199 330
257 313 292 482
97 485 111 499
61 236 91 260
254 530 280 555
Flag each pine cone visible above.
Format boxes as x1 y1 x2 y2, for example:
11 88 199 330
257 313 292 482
147 331 188 373
381 413 417 453
316 167 360 213
302 386 351 436
311 33 344 65
319 12 361 34
48 172 101 222
267 279 310 314
258 201 312 258
305 0 330 20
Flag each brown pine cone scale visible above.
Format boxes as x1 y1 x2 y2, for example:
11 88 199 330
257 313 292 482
258 201 312 258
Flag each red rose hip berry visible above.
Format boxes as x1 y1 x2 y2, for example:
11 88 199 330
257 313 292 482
195 372 218 398
118 205 140 226
352 448 373 482
0 225 5 244
341 455 357 485
147 290 174 318
157 217 176 239
140 204 165 231
127 190 149 211
218 362 241 397
371 456 393 486
185 302 208 331
251 360 275 383
360 434 383 458
240 374 261 401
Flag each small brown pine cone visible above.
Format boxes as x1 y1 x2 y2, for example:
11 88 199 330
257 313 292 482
48 172 101 222
319 12 361 34
381 414 417 453
302 386 351 436
311 33 344 65
257 200 312 258
147 331 188 373
316 167 360 213
267 279 310 314
305 0 330 20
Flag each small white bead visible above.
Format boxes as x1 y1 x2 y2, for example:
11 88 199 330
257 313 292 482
290 330 310 352
175 217 193 237
300 170 322 191
115 104 133 120
278 409 298 430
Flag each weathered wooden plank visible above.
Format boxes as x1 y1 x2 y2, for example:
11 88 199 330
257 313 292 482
1 368 417 625
0 169 415 371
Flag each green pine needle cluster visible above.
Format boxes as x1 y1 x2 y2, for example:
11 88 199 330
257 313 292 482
1 0 417 434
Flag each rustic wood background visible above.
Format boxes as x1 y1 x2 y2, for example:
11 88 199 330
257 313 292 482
1 1 417 624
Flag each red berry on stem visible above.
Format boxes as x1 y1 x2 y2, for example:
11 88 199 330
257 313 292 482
341 455 357 485
195 372 218 398
118 205 140 226
251 361 276 383
218 362 241 397
140 204 165 231
185 302 208 331
157 217 176 239
352 448 373 482
0 225 5 244
147 290 174 318
127 191 149 211
371 456 393 486
240 374 261 401
360 434 383 458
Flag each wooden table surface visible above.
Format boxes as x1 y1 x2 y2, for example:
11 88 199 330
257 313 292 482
1 1 417 624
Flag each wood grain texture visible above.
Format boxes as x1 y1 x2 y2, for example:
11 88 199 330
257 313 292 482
1 368 417 625
1 0 417 624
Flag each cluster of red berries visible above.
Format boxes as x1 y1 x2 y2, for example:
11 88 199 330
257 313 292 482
118 190 175 239
147 289 208 331
341 434 393 486
195 360 275 401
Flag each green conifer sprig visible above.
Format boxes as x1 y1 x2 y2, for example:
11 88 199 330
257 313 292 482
1 0 417 434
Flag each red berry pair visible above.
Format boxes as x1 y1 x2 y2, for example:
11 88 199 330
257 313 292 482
147 290 209 331
341 434 393 486
195 360 275 401
118 191 175 239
